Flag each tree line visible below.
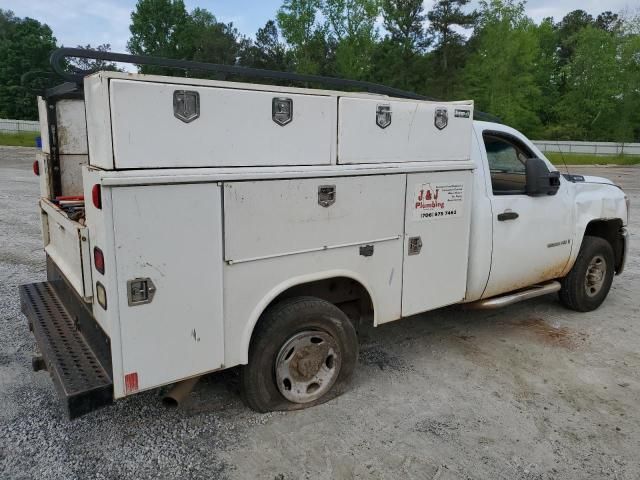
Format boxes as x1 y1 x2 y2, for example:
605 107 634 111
1 0 639 142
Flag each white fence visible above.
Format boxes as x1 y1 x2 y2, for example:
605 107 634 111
0 118 40 133
534 140 640 156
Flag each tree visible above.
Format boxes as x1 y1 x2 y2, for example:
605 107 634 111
128 0 246 77
596 11 622 33
427 0 476 97
0 9 57 119
240 20 289 71
128 0 190 74
68 44 121 73
556 27 622 141
276 0 328 74
463 0 543 135
369 0 428 92
555 10 594 66
322 0 379 79
381 0 427 51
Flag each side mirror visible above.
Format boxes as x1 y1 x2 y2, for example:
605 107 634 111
526 158 560 196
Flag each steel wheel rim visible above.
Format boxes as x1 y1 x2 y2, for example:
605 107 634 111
275 330 341 404
584 254 607 297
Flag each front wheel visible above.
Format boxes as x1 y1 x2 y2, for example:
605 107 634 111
559 235 615 312
240 296 358 412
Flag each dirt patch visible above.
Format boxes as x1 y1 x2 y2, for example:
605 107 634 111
510 318 587 349
359 344 406 371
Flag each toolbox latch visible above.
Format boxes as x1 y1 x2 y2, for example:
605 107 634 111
408 236 423 256
127 278 157 306
318 185 336 207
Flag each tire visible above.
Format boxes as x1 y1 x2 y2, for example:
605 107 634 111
559 235 615 312
240 296 358 413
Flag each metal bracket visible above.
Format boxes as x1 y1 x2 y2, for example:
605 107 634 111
408 236 423 255
127 278 156 306
318 185 336 208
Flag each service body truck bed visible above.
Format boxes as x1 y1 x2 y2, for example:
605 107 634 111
21 53 629 418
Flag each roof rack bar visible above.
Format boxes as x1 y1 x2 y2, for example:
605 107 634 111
49 48 500 122
50 48 435 100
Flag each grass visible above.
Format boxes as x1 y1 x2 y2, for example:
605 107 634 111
547 152 640 166
0 131 40 147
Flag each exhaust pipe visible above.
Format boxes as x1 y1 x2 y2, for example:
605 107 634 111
162 376 201 408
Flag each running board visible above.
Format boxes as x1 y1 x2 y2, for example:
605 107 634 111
466 281 561 310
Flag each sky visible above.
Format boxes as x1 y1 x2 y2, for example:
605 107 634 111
1 0 636 56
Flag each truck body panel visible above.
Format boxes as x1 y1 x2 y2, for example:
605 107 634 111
22 70 629 418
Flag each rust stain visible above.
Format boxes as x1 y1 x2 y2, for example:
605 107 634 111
512 317 586 349
484 258 569 299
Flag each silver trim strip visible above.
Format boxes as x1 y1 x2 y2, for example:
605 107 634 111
227 235 402 265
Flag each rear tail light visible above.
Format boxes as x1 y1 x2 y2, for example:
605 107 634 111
92 184 102 209
33 160 39 176
94 247 105 274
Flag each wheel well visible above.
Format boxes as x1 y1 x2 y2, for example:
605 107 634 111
272 277 374 329
583 219 624 272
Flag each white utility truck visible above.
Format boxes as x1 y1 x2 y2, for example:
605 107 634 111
20 49 629 418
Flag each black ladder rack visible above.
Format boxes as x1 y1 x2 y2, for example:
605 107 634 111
49 47 500 123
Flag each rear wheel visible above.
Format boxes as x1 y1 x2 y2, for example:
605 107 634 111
240 296 358 412
559 235 615 312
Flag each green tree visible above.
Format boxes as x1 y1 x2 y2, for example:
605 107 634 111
463 0 543 135
240 20 290 71
276 0 329 74
322 0 380 79
127 0 189 74
0 9 57 119
369 0 428 92
556 27 622 141
68 44 121 73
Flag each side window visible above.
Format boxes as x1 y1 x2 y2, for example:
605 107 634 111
483 134 532 195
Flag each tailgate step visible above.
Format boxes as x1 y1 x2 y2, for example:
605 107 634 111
19 282 113 418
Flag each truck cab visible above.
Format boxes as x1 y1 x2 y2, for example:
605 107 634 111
20 50 629 419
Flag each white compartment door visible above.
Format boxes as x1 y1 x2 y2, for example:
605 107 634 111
111 183 224 393
402 170 473 316
109 79 337 169
338 97 473 164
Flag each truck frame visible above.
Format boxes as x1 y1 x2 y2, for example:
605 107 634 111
20 49 629 418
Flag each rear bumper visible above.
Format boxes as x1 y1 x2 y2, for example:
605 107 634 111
19 281 113 419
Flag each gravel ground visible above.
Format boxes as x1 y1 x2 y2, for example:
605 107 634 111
1 147 639 479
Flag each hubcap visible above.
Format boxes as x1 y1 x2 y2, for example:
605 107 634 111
275 331 341 404
585 254 607 297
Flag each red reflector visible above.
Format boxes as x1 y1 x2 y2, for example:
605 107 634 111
33 160 40 176
92 184 102 209
94 247 105 274
125 373 139 394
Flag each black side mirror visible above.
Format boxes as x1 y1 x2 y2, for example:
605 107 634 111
526 157 560 196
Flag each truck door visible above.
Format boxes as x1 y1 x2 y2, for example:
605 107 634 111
480 129 573 299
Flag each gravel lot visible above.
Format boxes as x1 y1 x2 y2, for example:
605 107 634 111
1 146 638 480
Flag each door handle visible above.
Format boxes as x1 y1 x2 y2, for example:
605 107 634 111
497 211 519 221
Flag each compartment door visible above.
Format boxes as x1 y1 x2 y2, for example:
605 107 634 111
111 183 224 393
402 170 473 316
109 79 337 169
